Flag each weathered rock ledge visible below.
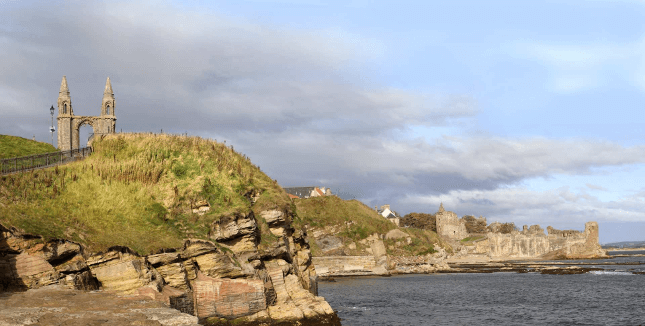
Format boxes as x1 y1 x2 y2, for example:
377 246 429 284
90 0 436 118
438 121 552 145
0 209 341 326
0 285 200 326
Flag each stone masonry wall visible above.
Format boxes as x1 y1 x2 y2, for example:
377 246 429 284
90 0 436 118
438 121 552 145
436 204 468 240
312 256 377 276
472 222 606 259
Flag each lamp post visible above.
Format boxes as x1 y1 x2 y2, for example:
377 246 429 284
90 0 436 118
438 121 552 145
49 105 55 147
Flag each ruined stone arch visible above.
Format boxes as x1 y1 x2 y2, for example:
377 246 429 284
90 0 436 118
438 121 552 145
56 76 117 151
71 118 97 149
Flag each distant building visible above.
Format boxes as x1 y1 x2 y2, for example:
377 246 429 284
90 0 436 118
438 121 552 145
283 186 332 199
375 204 401 226
435 203 468 240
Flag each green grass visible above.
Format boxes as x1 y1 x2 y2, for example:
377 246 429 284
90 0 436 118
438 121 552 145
292 196 396 241
0 133 290 254
385 227 448 256
0 135 57 159
460 235 485 243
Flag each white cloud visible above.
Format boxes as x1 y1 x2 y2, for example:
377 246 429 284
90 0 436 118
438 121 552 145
513 41 644 93
522 44 622 70
586 183 608 191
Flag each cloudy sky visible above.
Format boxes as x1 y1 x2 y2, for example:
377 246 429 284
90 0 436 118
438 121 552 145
2 0 644 243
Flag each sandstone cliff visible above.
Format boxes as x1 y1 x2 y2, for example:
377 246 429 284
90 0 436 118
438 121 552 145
0 218 339 325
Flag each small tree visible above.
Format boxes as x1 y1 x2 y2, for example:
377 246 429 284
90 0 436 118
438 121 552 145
400 212 436 232
462 215 487 233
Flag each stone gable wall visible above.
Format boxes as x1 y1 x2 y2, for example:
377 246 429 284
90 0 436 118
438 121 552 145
436 210 468 240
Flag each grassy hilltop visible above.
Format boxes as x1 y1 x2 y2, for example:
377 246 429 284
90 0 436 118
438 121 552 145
0 133 289 254
0 135 57 159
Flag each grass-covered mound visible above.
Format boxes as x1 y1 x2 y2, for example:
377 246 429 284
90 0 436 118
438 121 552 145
292 195 396 239
0 135 57 159
292 196 447 256
0 133 290 254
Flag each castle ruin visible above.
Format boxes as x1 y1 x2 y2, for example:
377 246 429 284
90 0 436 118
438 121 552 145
435 204 606 259
435 203 468 239
56 76 116 150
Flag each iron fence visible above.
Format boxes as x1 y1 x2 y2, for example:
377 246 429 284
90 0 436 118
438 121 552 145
88 132 108 144
1 147 93 175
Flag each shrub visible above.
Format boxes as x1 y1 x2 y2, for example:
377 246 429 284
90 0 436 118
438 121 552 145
462 215 487 233
400 212 436 231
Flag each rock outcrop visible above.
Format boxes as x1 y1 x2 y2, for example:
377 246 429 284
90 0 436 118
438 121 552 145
0 207 341 325
0 285 199 326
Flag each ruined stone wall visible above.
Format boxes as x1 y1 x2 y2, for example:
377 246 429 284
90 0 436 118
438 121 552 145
472 222 606 259
56 76 117 151
311 256 378 276
436 210 468 240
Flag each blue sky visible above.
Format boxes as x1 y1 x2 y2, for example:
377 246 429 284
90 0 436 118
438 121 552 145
1 0 644 242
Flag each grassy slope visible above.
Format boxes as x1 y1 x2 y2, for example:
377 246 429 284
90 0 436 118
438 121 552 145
0 133 290 254
0 135 57 159
292 196 447 256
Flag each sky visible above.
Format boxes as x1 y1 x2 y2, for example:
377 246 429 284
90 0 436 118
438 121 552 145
1 0 644 243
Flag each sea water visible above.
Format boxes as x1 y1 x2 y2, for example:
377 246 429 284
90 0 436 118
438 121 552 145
318 252 645 326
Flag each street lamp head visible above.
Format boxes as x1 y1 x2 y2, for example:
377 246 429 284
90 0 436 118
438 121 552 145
50 105 55 116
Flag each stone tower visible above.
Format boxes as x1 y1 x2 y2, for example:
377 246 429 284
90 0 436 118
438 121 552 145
435 203 468 240
101 77 115 119
56 76 73 150
56 76 117 151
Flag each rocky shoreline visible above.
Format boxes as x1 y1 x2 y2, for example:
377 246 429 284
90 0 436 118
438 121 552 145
318 256 645 281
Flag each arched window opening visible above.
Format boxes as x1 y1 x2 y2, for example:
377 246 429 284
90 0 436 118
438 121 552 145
63 103 67 114
106 105 111 115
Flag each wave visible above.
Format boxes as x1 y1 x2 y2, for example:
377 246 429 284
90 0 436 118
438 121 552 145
342 306 372 311
589 270 634 275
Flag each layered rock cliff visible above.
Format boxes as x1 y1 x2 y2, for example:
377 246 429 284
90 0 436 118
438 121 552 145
0 218 339 325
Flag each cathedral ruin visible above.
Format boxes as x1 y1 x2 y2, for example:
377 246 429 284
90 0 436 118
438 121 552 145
56 76 117 151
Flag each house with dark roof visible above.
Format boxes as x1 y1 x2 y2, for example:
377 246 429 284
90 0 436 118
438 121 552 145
283 186 332 199
375 204 401 226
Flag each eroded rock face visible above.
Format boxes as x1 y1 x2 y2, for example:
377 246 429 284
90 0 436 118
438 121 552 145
0 225 99 292
211 212 258 242
193 272 266 319
211 212 259 253
260 209 288 237
0 285 199 326
88 250 160 294
0 205 340 326
385 229 410 240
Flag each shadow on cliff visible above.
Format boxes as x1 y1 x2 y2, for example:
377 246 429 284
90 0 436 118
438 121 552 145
0 223 27 293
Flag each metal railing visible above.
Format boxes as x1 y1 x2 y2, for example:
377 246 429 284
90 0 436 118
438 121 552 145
1 147 93 175
88 132 108 144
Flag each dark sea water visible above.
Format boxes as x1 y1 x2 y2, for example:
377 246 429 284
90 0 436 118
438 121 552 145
318 253 645 326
